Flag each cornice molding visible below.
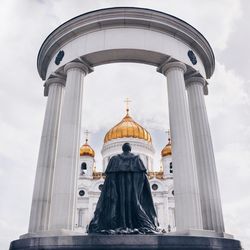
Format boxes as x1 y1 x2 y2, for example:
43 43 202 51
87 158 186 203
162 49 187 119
37 7 215 80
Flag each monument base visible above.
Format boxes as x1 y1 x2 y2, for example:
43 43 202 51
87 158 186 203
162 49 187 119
9 235 242 250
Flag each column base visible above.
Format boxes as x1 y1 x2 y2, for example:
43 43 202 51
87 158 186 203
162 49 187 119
169 229 234 239
10 234 242 250
20 229 82 239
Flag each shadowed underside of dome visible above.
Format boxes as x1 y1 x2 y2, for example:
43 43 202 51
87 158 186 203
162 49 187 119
104 113 152 143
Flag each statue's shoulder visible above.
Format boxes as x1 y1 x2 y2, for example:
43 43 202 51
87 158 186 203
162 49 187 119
118 152 137 159
108 155 120 164
130 154 142 161
105 155 119 173
111 155 119 160
106 153 146 173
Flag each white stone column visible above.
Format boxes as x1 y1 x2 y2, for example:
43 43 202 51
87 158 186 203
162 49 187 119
28 77 65 233
49 61 92 231
158 62 202 231
186 77 225 232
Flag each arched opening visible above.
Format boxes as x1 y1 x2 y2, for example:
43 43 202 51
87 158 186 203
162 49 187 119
81 62 170 170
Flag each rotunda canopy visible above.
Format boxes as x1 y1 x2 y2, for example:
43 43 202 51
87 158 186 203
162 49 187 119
38 7 215 92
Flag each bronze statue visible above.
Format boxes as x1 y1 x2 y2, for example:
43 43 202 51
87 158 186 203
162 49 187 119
88 143 159 234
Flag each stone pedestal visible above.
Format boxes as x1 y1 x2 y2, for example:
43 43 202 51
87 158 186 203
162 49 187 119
9 235 242 250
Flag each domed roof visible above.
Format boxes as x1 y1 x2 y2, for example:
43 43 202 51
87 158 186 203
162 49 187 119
104 111 152 143
80 139 95 157
161 138 172 157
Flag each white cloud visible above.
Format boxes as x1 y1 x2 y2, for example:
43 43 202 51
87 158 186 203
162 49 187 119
207 62 250 151
82 63 168 132
204 61 250 249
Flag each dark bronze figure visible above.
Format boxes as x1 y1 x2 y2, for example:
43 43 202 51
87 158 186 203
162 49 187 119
88 143 159 234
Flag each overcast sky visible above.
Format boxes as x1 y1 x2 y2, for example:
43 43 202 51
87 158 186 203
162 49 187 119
0 0 250 249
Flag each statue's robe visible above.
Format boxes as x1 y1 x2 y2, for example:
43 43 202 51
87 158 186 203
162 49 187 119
88 152 159 234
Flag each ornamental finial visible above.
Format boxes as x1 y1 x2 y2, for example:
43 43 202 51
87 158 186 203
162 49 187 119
166 129 171 143
124 98 131 115
84 129 90 143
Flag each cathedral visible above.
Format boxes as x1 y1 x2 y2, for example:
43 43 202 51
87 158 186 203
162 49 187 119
75 109 175 232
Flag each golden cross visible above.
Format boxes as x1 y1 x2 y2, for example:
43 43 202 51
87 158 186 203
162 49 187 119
84 129 90 143
167 129 170 138
124 98 131 114
165 129 171 142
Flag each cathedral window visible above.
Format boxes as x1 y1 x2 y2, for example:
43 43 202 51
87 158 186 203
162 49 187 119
77 208 87 228
81 162 87 169
169 162 173 174
152 184 158 191
80 162 87 175
77 209 83 227
79 190 85 197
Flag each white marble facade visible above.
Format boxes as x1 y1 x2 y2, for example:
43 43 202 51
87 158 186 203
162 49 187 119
75 132 175 233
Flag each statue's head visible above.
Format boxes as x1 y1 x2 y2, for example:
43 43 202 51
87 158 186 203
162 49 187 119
122 143 131 153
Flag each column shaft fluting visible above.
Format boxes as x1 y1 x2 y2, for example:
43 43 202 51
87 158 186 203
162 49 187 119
49 62 91 231
28 78 65 233
159 62 202 231
186 77 224 232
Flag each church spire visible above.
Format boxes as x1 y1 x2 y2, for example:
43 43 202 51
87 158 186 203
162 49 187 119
161 129 172 157
84 129 89 144
124 97 131 115
80 130 95 157
167 129 171 144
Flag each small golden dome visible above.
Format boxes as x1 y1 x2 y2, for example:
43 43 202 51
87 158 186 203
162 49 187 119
104 111 152 143
161 138 172 157
80 139 95 157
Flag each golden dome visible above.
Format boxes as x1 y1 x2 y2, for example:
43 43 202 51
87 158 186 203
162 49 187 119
104 111 152 143
161 138 172 157
80 139 95 157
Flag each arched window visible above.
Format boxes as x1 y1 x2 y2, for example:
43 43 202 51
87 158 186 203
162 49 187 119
152 184 158 191
169 162 173 174
80 162 87 175
79 190 85 196
81 162 87 170
98 184 104 191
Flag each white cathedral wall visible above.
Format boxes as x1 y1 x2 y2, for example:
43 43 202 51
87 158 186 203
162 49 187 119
75 178 175 232
79 155 95 177
150 179 168 229
101 138 155 171
162 156 173 178
75 138 175 232
149 177 175 231
76 178 175 232
75 178 104 231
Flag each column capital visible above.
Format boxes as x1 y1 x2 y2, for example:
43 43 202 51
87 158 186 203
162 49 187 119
44 77 66 97
185 77 206 88
64 61 93 75
157 61 187 76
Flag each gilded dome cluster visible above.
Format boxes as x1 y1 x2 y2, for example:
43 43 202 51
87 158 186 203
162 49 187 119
161 138 172 157
104 112 152 143
80 139 95 157
80 110 171 159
